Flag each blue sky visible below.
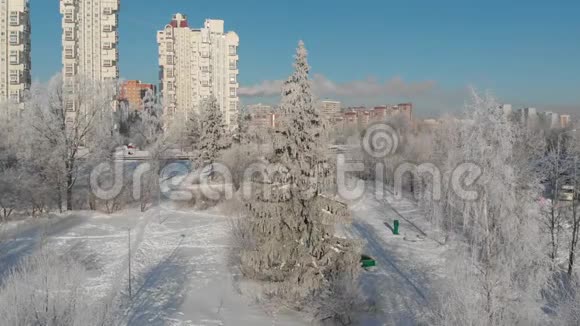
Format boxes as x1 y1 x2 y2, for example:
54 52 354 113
31 0 580 116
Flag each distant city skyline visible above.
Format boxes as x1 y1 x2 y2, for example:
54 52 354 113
29 0 580 116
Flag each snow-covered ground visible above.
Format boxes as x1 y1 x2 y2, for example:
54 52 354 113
0 205 305 326
0 182 450 325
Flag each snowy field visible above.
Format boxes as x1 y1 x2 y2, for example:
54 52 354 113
0 182 452 325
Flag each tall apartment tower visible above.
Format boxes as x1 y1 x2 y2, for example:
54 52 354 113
0 0 31 111
157 13 239 126
60 0 119 82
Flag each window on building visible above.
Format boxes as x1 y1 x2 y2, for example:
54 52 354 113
64 10 73 23
229 73 236 84
229 87 236 98
65 63 75 77
65 100 74 112
9 90 20 102
166 55 173 65
9 31 18 45
229 45 236 55
229 59 237 70
9 11 19 26
201 66 209 72
65 46 74 59
9 50 19 65
9 70 19 84
65 28 74 41
166 69 174 78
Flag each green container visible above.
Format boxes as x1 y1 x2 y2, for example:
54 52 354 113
393 220 400 235
361 255 376 268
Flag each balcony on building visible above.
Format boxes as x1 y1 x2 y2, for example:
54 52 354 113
229 45 237 56
9 51 21 65
103 42 116 50
103 7 116 15
9 11 21 26
64 11 74 23
9 90 21 103
9 31 21 45
9 72 21 85
103 60 117 68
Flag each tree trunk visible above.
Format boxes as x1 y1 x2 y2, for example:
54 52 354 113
57 185 63 213
568 203 579 276
67 173 73 211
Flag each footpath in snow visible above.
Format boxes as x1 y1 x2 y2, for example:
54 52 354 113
344 182 448 325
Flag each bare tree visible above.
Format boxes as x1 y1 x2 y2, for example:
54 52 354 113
21 74 120 211
565 129 580 277
538 134 575 265
430 90 550 325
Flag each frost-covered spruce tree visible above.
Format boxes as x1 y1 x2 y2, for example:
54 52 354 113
240 41 360 306
197 96 230 172
141 89 163 143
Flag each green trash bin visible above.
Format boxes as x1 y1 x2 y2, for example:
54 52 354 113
361 255 376 268
393 220 400 235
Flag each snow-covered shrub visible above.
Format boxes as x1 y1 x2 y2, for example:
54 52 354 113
0 249 112 326
307 274 374 326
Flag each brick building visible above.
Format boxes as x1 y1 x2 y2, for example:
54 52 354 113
120 80 156 110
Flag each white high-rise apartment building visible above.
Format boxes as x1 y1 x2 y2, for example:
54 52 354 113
60 0 119 116
157 13 239 126
0 0 30 111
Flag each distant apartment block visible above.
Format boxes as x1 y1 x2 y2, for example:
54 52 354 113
499 104 512 117
342 103 413 128
60 0 119 122
247 103 275 129
0 0 30 112
515 107 574 130
560 114 571 129
518 107 539 129
541 111 560 129
157 13 239 126
320 100 342 123
120 80 156 111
